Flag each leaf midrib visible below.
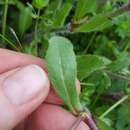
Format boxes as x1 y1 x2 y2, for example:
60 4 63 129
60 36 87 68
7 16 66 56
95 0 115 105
57 44 74 111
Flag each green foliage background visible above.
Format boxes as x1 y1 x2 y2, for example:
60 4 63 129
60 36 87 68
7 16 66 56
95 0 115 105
0 0 130 129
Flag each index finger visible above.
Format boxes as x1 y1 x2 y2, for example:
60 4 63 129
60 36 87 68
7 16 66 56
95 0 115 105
0 48 45 73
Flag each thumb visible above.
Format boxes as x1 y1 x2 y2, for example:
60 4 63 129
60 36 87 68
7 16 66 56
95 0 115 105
0 65 50 130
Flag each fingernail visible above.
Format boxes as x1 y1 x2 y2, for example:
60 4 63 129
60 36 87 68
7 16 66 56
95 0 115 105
3 65 49 105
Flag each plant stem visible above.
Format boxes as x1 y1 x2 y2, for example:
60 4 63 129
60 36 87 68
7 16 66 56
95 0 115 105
84 108 98 130
99 95 128 119
34 9 40 56
84 32 96 54
80 82 95 86
9 27 22 49
2 0 8 41
84 115 98 130
106 70 130 83
92 91 102 107
70 112 87 130
0 34 19 51
108 1 130 18
70 108 98 130
123 40 130 52
34 9 40 41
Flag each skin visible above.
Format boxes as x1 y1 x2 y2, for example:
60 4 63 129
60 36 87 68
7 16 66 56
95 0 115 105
0 49 90 130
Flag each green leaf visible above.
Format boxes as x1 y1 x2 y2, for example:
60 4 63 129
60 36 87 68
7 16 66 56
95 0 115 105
92 72 111 105
107 52 130 72
33 0 49 9
53 2 72 28
85 71 111 105
16 1 24 11
18 7 32 35
116 106 130 130
74 14 111 32
0 0 17 5
96 118 113 130
46 36 82 113
96 72 111 93
77 55 111 80
74 0 96 20
23 40 37 56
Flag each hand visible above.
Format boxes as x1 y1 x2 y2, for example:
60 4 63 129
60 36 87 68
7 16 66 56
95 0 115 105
0 49 89 130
